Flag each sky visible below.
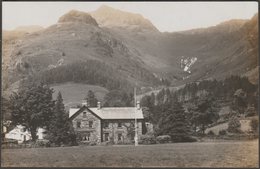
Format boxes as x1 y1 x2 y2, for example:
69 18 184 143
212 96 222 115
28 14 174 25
2 1 258 32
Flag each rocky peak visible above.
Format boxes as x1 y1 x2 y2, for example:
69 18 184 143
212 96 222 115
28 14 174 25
216 19 248 32
91 5 158 32
58 10 98 26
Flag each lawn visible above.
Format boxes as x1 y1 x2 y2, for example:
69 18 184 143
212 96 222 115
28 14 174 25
1 140 258 167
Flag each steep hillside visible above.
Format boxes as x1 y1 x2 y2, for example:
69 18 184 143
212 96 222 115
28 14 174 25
91 6 258 85
2 6 258 99
2 10 160 93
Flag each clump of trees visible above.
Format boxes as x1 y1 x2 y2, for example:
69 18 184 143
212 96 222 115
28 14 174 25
140 75 257 141
9 82 54 141
35 60 159 92
8 78 76 145
156 101 195 142
103 90 134 107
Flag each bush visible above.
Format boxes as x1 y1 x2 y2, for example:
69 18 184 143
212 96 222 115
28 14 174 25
250 118 259 133
245 107 256 117
90 142 96 146
219 129 227 135
156 135 171 144
116 140 124 145
207 130 215 136
79 141 96 146
35 139 51 147
171 134 197 143
139 135 156 144
228 117 241 133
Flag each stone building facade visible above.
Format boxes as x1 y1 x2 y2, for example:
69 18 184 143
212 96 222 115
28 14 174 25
69 103 144 144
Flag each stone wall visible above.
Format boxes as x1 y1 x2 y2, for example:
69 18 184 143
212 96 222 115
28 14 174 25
102 119 143 144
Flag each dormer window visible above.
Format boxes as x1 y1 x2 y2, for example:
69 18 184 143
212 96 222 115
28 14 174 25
83 112 86 118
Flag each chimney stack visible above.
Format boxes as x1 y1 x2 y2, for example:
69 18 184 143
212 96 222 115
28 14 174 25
97 101 101 109
82 99 88 107
136 101 141 110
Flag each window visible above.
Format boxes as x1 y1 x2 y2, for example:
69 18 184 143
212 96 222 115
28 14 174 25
83 112 86 118
89 121 93 128
77 121 81 128
118 122 122 128
104 133 109 141
118 133 123 141
82 132 90 141
104 122 109 128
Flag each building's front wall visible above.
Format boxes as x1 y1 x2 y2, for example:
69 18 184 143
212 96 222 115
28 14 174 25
72 110 101 143
101 119 143 144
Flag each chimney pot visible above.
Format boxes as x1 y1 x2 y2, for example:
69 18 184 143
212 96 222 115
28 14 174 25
97 101 101 109
137 101 141 110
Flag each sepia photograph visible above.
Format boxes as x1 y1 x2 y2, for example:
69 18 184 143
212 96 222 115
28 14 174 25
1 1 259 168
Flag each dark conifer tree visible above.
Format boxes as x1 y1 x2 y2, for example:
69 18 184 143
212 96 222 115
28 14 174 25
85 90 98 107
47 92 77 146
156 101 193 142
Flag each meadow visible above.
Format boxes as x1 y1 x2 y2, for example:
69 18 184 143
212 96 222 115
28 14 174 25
1 139 258 167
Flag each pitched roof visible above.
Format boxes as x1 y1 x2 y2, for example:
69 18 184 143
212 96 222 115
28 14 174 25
69 107 144 120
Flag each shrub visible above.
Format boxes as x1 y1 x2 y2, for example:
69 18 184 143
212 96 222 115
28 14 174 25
156 135 171 144
79 141 96 146
171 134 197 143
207 130 215 136
35 139 51 147
116 140 124 145
89 142 96 146
219 129 227 135
250 118 259 133
245 107 256 117
228 117 241 133
139 135 156 144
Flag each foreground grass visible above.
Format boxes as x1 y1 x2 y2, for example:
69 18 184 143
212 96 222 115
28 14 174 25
1 140 258 167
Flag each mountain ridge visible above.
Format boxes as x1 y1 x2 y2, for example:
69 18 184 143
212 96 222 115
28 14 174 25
2 6 258 99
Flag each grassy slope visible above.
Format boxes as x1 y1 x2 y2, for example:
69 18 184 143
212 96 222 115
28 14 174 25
1 140 258 167
51 82 108 109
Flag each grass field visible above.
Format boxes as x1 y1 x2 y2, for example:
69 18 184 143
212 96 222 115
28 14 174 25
51 82 108 109
1 140 258 167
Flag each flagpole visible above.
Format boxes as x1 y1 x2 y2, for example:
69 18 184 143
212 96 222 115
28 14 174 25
134 87 138 146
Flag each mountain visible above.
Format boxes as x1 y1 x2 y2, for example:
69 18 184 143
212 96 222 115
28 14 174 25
58 10 98 26
2 6 258 101
14 25 44 33
2 9 160 93
90 5 158 32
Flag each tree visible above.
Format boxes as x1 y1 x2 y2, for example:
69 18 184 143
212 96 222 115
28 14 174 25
1 97 12 121
231 89 247 114
192 95 220 134
46 92 77 146
85 90 98 107
9 82 55 141
156 101 193 142
103 90 133 107
250 118 259 134
228 116 241 133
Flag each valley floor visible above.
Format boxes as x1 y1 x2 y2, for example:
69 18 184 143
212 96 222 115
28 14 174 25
1 139 258 167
